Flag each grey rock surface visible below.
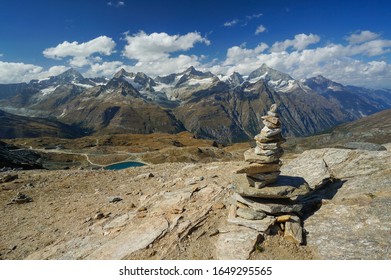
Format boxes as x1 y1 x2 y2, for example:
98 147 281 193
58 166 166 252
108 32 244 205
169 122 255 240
341 142 387 151
215 226 260 260
282 148 391 259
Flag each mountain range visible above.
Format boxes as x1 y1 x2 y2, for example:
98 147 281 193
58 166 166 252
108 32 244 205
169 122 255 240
1 64 391 143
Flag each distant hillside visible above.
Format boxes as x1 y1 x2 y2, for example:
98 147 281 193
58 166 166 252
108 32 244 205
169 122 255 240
0 109 87 139
285 108 391 152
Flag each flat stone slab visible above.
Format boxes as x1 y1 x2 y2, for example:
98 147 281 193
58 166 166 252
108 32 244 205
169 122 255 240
215 226 260 260
244 148 282 163
232 175 311 199
235 162 281 175
87 216 168 259
236 207 267 220
232 173 278 189
227 204 274 232
231 193 303 214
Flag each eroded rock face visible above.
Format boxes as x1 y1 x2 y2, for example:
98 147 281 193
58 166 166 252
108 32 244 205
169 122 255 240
282 148 391 259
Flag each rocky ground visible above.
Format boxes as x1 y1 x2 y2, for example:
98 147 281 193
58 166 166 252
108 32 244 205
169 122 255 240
1 144 390 260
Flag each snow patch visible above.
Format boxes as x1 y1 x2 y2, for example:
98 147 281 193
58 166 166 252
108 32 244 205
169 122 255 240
187 77 214 86
40 86 59 96
72 82 93 88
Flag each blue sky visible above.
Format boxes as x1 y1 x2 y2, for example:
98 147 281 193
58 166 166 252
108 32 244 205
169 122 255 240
1 0 391 88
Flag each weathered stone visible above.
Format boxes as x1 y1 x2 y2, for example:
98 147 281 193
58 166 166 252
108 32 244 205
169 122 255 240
263 120 280 129
231 193 303 214
244 148 283 163
267 111 278 117
227 215 274 232
108 196 122 203
249 171 280 182
341 142 387 151
87 216 168 259
215 226 260 260
103 212 136 230
235 162 281 175
10 192 33 204
260 126 282 138
236 208 267 220
227 204 273 231
233 175 311 199
256 142 281 150
284 220 303 245
254 133 286 143
270 104 277 112
283 148 391 259
254 147 284 157
232 173 272 189
261 115 280 125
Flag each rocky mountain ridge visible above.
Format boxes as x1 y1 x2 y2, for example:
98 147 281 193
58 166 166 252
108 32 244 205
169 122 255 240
1 65 391 142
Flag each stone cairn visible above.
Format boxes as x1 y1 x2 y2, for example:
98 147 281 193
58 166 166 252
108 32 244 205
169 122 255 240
228 104 311 244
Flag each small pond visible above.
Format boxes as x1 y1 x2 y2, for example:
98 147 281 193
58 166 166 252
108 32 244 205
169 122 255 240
104 161 146 170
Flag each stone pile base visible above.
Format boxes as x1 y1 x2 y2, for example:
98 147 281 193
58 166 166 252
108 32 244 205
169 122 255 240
228 176 312 245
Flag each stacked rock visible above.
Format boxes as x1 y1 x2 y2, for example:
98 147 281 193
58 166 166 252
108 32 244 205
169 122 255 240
228 103 311 245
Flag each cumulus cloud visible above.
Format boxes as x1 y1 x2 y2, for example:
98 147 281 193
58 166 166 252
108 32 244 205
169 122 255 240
347 30 381 44
85 61 124 78
215 32 391 88
271 33 320 52
255 25 266 35
0 61 68 83
43 36 116 67
122 31 210 76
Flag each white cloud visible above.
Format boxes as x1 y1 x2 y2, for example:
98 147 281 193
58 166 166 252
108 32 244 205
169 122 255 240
224 13 262 27
121 31 210 76
223 19 239 27
0 61 43 83
255 25 266 35
347 30 381 44
214 31 391 88
0 61 68 83
43 36 116 67
271 33 320 52
85 61 124 78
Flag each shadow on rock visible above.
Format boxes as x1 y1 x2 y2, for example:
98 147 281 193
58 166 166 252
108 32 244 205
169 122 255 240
299 178 346 220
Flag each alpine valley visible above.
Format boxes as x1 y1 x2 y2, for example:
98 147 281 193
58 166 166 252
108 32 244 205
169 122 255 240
1 64 391 143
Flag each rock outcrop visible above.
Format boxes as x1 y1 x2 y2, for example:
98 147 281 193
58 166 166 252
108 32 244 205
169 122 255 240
282 148 391 259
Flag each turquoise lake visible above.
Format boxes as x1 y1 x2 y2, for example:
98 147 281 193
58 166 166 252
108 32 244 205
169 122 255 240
104 161 146 170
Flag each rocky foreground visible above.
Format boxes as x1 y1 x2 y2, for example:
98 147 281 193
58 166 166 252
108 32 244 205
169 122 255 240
0 146 390 260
